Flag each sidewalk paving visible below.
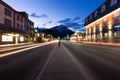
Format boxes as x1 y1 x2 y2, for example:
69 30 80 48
0 42 34 48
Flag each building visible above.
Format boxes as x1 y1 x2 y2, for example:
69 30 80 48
0 0 34 44
85 0 120 42
70 32 86 41
34 28 54 42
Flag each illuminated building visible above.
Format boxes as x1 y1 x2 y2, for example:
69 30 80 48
0 0 34 44
85 0 120 42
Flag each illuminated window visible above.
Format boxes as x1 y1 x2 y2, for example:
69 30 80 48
104 33 108 38
2 35 13 42
110 0 117 7
101 5 106 13
20 37 24 42
114 30 120 37
114 25 120 31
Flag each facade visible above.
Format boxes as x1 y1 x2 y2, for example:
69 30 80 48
85 0 120 42
0 1 34 44
70 32 86 41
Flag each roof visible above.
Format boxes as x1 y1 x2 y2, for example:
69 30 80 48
85 0 120 26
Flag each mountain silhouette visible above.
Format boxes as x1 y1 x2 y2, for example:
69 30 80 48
41 25 74 38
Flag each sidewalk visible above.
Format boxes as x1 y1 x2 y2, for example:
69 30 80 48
83 41 120 46
0 42 34 48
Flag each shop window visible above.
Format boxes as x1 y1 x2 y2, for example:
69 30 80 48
114 31 120 37
103 33 108 38
20 36 24 42
113 25 120 31
2 35 13 42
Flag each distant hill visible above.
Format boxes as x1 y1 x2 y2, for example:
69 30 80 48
41 25 74 38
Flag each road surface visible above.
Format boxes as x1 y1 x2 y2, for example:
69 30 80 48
0 41 120 80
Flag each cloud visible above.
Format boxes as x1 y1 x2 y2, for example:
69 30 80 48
43 21 53 26
72 17 81 22
58 18 71 23
30 13 48 18
57 17 85 32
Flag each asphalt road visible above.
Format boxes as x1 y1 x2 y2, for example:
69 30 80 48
0 41 120 80
0 43 55 80
63 41 120 80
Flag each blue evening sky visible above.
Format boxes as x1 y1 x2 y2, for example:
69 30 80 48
3 0 105 32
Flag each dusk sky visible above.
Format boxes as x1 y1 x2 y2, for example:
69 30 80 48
3 0 105 32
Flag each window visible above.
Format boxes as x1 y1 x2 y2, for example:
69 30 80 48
110 0 117 7
17 16 20 21
20 36 24 42
102 26 108 33
113 25 120 31
2 35 13 42
90 15 92 20
17 24 19 29
86 18 88 23
20 25 23 30
101 5 106 13
4 8 12 17
20 17 23 23
4 18 11 26
95 11 98 17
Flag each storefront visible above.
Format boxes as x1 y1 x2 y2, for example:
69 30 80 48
0 24 25 44
113 24 120 42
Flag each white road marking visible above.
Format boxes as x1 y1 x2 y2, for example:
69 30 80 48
63 45 95 80
35 46 56 80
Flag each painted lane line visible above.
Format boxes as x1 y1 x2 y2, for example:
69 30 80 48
35 46 57 80
62 45 95 80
